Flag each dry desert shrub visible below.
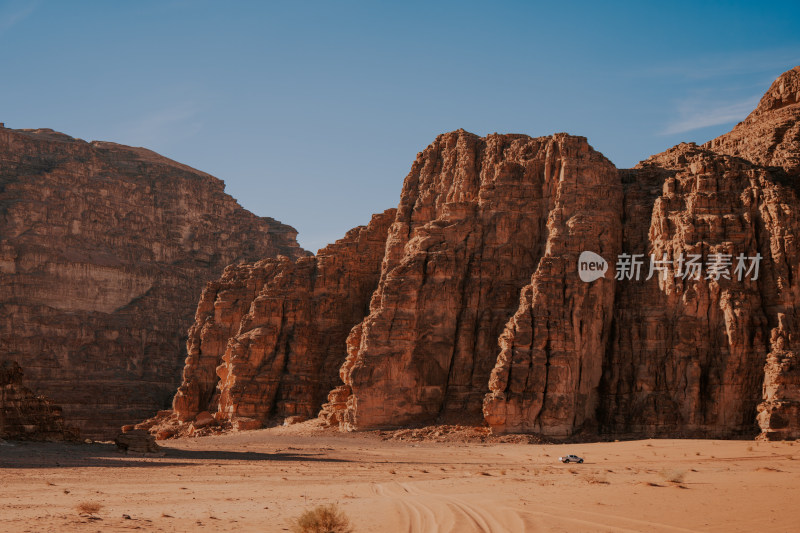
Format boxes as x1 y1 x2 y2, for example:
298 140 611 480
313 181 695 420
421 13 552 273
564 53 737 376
290 503 353 533
658 468 686 484
76 501 102 515
582 472 610 484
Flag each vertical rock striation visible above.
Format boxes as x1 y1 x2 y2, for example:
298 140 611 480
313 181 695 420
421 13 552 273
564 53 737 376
0 127 306 438
159 66 800 441
482 143 622 436
170 209 395 430
596 146 794 438
484 66 800 439
333 131 618 430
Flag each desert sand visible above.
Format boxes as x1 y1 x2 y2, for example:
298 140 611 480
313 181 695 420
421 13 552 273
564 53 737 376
1 422 798 532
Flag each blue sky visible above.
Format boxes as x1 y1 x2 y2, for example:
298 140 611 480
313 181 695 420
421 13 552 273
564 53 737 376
2 1 799 252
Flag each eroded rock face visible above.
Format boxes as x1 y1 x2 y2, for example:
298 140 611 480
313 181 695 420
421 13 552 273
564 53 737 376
0 360 71 441
482 145 622 436
333 131 618 430
169 209 395 430
115 428 161 454
758 340 800 441
484 67 800 439
596 146 796 438
172 260 289 422
705 66 800 176
158 66 800 441
332 67 800 439
0 127 306 438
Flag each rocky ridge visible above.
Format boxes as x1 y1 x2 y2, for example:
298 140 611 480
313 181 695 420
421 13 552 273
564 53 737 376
705 66 800 176
0 127 306 438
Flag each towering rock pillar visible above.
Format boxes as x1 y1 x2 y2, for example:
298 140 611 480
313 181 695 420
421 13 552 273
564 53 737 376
331 131 619 430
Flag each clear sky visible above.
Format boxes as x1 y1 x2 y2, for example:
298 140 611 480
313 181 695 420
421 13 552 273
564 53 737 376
2 1 799 252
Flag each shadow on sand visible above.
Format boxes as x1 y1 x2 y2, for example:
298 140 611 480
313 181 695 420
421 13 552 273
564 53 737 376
0 441 352 469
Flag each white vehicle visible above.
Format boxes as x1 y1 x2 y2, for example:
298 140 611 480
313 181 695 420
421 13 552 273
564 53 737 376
559 454 584 464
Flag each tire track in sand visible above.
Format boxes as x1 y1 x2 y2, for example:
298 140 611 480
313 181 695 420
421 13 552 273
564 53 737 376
371 482 698 532
372 482 523 532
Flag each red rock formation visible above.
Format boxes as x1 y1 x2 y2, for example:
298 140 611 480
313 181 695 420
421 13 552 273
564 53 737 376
168 209 395 431
703 67 800 440
0 127 306 438
328 67 800 439
172 259 289 422
115 428 161 454
0 360 73 441
330 131 618 430
595 146 794 438
485 67 800 439
705 66 800 176
758 321 800 441
482 146 622 436
158 66 800 441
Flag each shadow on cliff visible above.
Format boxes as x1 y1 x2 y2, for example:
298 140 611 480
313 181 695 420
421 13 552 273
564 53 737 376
0 441 352 469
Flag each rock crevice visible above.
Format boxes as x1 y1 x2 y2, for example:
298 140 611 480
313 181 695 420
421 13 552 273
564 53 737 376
165 209 396 434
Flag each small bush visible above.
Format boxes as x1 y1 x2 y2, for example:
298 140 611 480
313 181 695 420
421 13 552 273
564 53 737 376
290 503 352 533
658 469 685 484
76 502 102 515
582 472 609 484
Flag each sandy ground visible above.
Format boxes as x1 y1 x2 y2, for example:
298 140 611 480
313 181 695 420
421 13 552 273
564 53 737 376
1 423 798 532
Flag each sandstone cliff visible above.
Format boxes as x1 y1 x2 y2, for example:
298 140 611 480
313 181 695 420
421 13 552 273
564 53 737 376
485 67 800 439
0 127 306 438
159 66 800 441
330 67 799 439
0 360 72 441
481 144 622 436
160 209 395 435
327 131 619 430
599 145 794 438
